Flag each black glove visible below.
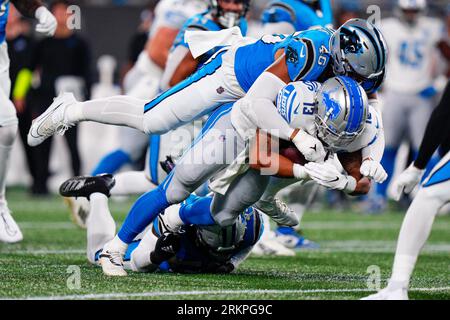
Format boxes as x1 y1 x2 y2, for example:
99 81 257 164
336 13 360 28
150 233 181 265
160 156 176 175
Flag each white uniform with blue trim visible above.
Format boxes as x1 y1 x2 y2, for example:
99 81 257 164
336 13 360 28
0 0 18 127
380 16 446 151
141 27 333 135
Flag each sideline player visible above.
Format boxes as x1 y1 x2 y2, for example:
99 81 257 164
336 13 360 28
0 0 56 243
373 0 447 211
363 81 450 300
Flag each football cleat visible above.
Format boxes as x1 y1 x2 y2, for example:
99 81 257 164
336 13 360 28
361 287 408 300
27 92 77 147
99 249 127 277
63 197 90 229
251 236 296 257
59 174 116 199
254 198 299 227
275 227 320 249
0 206 23 243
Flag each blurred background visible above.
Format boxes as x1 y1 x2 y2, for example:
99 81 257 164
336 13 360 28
5 0 450 216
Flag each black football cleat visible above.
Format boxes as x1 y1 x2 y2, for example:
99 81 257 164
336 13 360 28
59 174 116 199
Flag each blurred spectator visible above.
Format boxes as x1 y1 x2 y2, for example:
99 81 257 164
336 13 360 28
6 4 36 187
28 0 92 195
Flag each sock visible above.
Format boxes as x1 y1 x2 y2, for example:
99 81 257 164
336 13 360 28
0 125 17 206
112 171 156 196
178 196 215 225
65 96 147 132
91 149 131 176
86 193 116 263
377 147 397 198
389 189 440 289
117 186 170 243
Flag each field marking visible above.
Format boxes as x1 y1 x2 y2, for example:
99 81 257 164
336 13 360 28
2 241 450 255
8 287 450 300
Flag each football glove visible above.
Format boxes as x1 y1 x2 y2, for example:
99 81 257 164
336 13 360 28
391 163 425 201
305 161 357 193
150 233 181 265
360 159 388 183
291 130 326 163
35 7 57 37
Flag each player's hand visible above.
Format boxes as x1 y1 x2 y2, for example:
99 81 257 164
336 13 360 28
304 161 354 191
360 158 388 183
150 233 181 265
35 7 57 37
204 262 235 274
391 163 425 201
291 130 326 163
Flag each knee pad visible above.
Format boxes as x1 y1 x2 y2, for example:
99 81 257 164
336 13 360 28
0 124 18 147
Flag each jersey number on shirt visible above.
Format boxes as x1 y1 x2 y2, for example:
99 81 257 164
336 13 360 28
399 40 424 68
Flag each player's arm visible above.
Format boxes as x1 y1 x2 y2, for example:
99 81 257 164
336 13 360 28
12 0 56 36
249 130 309 180
146 27 180 69
168 47 199 87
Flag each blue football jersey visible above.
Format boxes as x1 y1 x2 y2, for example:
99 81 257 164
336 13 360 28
0 0 10 44
234 27 333 92
262 0 333 31
172 11 247 65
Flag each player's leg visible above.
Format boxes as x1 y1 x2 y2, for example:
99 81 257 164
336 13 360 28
409 96 440 179
100 104 240 275
363 153 450 300
0 59 22 243
211 169 271 227
28 50 243 146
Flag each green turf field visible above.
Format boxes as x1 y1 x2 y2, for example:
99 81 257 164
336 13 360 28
1 188 449 300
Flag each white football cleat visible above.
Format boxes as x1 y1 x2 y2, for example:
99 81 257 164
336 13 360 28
361 287 408 300
99 242 127 277
251 234 296 257
28 92 77 147
254 198 299 227
0 206 23 243
64 197 90 229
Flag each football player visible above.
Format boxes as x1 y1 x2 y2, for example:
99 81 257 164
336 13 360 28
373 0 447 212
0 0 56 243
363 80 450 300
27 19 387 156
60 174 263 276
97 76 385 276
261 0 333 35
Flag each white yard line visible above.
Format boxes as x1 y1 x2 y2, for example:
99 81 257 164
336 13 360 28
10 287 450 300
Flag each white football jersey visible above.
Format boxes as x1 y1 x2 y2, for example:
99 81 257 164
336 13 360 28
276 81 380 153
380 16 446 94
149 0 207 37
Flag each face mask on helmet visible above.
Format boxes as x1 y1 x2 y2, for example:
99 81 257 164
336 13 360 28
195 216 246 260
330 19 388 84
210 0 250 28
314 76 369 152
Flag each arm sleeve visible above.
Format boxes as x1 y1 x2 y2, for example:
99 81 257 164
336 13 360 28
414 80 450 169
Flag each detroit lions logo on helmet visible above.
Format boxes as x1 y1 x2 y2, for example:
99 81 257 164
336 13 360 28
322 90 342 122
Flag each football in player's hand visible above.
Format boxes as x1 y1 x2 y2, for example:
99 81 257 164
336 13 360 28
279 140 308 165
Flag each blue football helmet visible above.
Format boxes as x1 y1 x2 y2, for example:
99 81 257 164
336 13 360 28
330 19 388 84
314 76 369 151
